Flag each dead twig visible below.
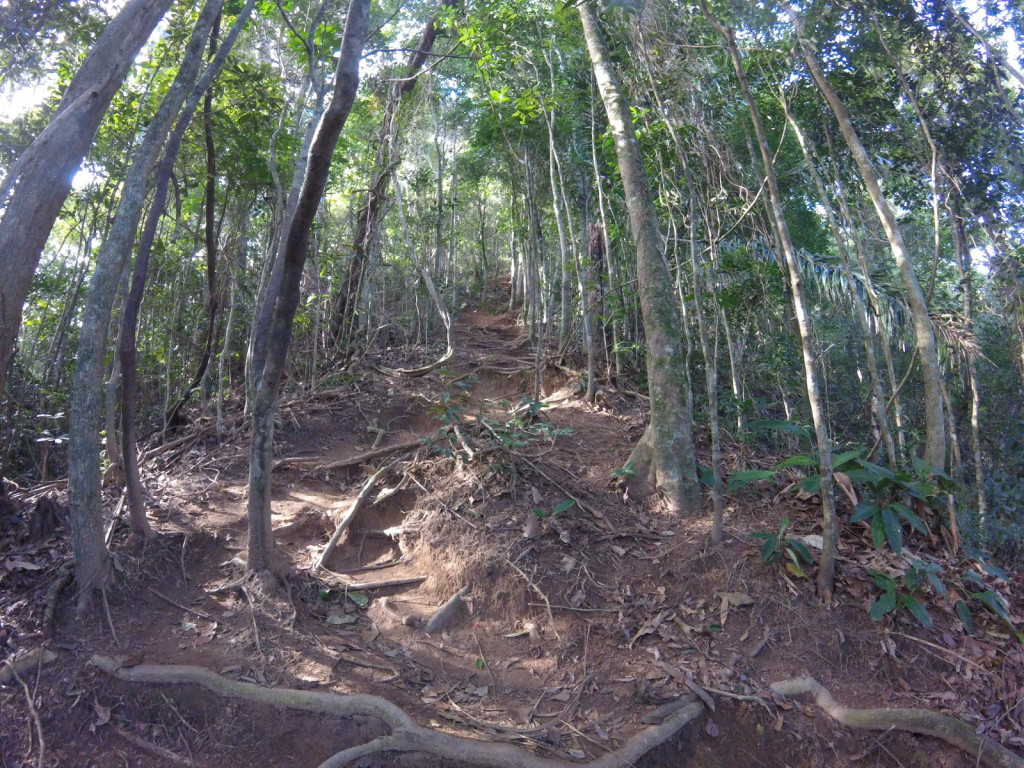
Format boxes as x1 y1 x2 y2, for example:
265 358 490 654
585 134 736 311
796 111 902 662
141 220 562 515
507 560 561 642
147 587 211 620
275 438 421 472
10 663 45 768
112 724 194 766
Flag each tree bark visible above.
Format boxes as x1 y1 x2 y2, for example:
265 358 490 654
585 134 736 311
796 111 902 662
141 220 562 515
119 0 256 538
791 10 947 472
67 0 226 608
246 0 370 575
704 5 838 598
0 0 174 404
579 1 700 514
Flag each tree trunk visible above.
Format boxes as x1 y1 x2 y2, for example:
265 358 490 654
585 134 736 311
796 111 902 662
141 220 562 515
705 6 838 599
0 0 175 404
579 1 699 514
67 0 226 609
792 12 946 472
119 0 255 538
781 98 897 469
246 0 369 575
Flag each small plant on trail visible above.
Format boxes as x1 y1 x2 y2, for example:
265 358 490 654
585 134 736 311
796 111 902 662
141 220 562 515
867 564 935 627
844 452 960 554
533 498 575 519
751 517 815 578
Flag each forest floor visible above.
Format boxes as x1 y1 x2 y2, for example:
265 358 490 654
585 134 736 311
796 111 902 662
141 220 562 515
1 293 1023 768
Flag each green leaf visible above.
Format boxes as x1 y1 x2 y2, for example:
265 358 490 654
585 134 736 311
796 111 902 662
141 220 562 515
870 591 896 621
786 539 814 566
850 501 879 523
882 506 903 554
759 537 778 563
899 594 933 627
533 507 546 519
475 658 485 670
798 474 822 493
977 560 1009 582
775 454 816 469
832 449 863 469
726 469 776 492
892 502 927 534
348 591 369 608
954 600 975 633
552 499 576 516
871 512 886 550
972 590 1010 621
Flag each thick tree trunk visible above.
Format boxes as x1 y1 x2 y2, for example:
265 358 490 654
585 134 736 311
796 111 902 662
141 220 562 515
0 0 174 404
67 0 226 609
579 1 700 514
705 6 838 598
246 0 369 575
792 15 946 472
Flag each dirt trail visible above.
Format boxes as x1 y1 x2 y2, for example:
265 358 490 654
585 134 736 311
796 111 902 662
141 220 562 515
0 304 1000 768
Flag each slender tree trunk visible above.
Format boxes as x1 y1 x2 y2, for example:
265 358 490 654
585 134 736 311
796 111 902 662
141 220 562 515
119 0 255 537
705 5 838 598
792 12 946 472
781 96 897 469
165 13 227 428
0 0 175 402
246 0 369 575
580 1 699 513
67 0 226 609
950 197 986 521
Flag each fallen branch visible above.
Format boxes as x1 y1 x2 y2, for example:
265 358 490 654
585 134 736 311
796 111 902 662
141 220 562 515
91 655 702 768
770 675 1024 768
275 438 421 472
316 461 395 568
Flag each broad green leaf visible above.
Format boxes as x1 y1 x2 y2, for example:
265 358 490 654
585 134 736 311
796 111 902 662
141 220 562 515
892 502 927 534
798 474 822 493
954 600 975 633
978 560 1009 582
899 594 933 627
871 512 886 550
882 506 903 554
775 454 816 469
832 449 863 469
972 590 1010 621
850 501 879 523
726 469 776 492
786 539 813 566
552 499 575 515
870 591 896 621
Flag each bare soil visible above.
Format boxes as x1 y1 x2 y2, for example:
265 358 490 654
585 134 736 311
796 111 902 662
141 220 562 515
1 301 1021 768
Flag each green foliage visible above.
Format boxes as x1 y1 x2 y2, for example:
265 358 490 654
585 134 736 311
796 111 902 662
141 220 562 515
533 498 575 519
750 517 814 578
841 452 959 555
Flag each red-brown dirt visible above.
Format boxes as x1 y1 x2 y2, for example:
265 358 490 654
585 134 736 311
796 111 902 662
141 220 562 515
1 301 1021 768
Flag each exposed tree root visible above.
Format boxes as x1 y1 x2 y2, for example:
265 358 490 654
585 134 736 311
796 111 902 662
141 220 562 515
771 675 1024 768
373 346 455 379
90 655 702 768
